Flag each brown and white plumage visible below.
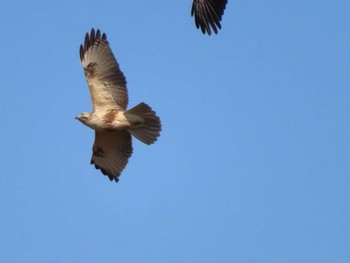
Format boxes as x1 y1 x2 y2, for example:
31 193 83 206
77 29 161 183
80 29 128 111
191 0 228 35
91 131 132 181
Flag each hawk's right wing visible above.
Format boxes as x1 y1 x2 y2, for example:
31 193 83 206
91 131 133 182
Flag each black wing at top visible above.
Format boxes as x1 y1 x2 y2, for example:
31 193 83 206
191 0 228 35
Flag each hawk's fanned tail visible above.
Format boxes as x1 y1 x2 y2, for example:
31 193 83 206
125 103 161 145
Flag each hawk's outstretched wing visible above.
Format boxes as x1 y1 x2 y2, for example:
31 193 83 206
80 28 128 111
191 0 228 35
91 131 133 182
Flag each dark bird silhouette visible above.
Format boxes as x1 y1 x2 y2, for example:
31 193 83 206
191 0 228 35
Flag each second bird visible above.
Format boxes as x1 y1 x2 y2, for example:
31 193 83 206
191 0 228 35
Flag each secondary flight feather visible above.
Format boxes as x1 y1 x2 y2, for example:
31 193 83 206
76 28 161 183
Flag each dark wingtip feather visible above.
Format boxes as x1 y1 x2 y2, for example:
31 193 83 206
84 32 89 53
90 28 95 43
95 29 101 41
90 159 120 183
80 28 110 60
79 45 83 61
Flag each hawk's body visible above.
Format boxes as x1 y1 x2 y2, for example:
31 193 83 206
76 29 161 182
191 0 228 35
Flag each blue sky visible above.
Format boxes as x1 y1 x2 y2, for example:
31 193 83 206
1 0 349 262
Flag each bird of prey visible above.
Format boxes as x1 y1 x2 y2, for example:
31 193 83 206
191 0 228 35
76 28 161 183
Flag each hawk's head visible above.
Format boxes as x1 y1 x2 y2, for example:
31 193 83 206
75 113 92 125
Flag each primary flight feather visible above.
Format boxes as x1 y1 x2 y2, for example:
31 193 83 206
76 28 161 183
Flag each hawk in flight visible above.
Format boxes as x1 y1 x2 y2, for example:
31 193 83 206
76 28 161 183
191 0 228 35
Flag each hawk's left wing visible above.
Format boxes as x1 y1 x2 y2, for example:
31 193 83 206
80 28 129 111
91 131 133 182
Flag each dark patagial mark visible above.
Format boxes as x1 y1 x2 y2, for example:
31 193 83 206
84 62 97 78
92 147 105 157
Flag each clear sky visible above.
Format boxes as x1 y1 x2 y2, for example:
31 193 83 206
1 0 349 262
